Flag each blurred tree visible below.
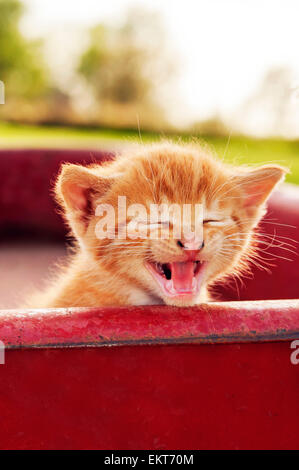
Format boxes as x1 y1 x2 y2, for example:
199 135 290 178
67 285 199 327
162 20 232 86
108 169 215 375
235 67 298 137
191 115 230 137
78 24 150 104
0 0 48 100
77 7 174 128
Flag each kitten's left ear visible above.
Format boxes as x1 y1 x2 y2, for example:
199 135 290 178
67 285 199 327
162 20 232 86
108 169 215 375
55 164 115 238
237 164 288 214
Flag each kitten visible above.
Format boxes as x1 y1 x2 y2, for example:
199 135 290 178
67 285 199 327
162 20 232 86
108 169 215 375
30 142 286 308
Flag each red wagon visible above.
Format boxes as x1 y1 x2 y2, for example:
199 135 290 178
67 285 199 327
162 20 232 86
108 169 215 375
0 149 298 450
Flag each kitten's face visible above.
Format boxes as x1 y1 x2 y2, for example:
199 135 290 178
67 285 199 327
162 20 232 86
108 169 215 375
57 144 286 306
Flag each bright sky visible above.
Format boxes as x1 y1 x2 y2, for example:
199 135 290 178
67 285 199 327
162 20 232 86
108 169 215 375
22 0 299 131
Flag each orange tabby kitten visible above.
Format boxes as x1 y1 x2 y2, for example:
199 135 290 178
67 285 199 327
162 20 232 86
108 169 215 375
30 142 286 308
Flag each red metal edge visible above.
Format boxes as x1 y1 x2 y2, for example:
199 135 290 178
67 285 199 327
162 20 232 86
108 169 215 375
1 299 299 348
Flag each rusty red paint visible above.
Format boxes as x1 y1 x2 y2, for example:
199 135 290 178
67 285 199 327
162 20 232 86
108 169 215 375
0 300 299 349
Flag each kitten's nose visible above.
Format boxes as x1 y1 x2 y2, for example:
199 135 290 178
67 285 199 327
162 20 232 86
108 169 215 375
177 236 204 251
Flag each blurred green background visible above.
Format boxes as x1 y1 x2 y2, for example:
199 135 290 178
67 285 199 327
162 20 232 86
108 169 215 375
0 0 299 183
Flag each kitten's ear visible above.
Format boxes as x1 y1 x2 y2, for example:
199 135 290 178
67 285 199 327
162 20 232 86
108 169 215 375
55 164 113 237
237 164 288 214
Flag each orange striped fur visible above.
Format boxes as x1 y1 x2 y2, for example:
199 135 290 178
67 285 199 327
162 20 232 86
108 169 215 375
28 142 286 308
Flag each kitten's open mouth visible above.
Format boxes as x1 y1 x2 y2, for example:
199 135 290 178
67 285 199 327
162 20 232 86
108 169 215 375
146 260 207 298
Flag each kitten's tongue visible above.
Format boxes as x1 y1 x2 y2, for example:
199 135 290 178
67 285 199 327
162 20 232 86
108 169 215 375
170 261 195 292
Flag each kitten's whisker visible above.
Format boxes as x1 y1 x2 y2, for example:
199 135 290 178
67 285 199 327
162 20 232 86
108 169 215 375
259 221 297 229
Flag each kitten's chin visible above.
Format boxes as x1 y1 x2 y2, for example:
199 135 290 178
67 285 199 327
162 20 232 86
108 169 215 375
145 260 207 306
161 294 201 307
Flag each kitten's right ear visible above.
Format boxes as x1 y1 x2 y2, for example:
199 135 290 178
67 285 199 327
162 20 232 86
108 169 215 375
55 164 113 237
235 164 288 218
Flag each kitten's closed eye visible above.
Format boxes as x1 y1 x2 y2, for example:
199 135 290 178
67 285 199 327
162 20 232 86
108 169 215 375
203 219 227 226
129 219 170 228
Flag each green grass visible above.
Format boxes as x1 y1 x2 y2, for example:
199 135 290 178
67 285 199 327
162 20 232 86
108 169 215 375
1 122 299 184
204 135 299 185
0 121 155 147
